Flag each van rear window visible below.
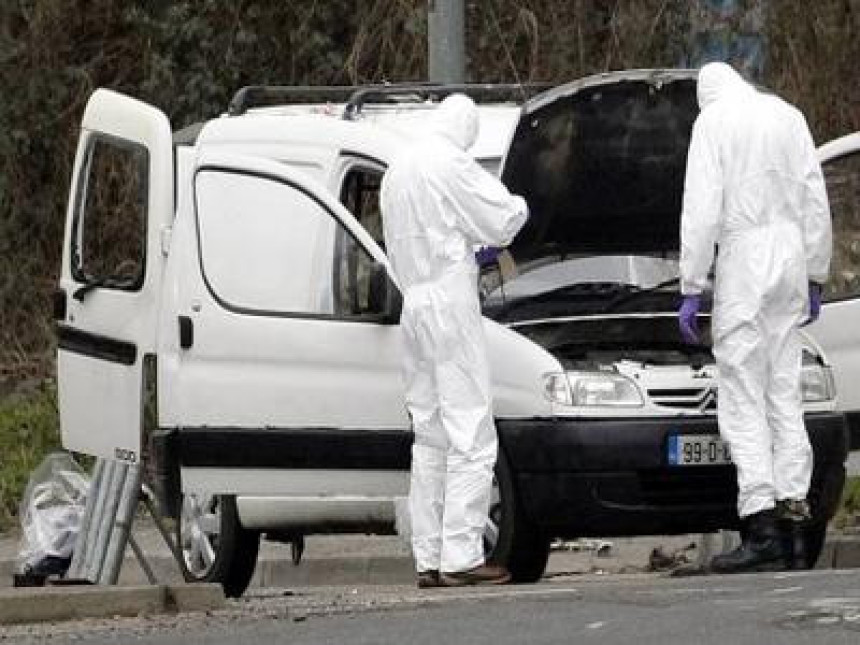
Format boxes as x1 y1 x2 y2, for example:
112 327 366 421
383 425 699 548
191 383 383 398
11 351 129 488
72 137 148 290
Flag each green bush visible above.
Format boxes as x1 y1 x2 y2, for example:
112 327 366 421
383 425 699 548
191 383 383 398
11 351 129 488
0 382 61 532
835 476 860 530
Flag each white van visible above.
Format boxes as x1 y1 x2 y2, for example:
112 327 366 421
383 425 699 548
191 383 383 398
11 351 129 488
55 72 857 597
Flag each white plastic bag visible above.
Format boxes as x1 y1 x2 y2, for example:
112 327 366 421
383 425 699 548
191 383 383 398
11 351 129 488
16 452 88 575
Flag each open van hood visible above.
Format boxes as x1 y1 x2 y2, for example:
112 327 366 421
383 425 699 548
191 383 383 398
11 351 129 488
501 69 699 260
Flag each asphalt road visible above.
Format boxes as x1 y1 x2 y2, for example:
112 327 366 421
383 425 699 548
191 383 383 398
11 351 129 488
3 569 860 644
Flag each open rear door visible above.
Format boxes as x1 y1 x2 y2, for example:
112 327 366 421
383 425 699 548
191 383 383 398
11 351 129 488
56 89 173 463
807 132 860 449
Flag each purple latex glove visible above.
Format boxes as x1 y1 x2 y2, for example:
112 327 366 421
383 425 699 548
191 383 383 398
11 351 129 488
475 246 502 267
803 282 823 326
678 295 701 344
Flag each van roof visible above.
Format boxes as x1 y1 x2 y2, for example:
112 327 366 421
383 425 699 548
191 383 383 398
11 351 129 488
225 83 550 117
184 87 529 162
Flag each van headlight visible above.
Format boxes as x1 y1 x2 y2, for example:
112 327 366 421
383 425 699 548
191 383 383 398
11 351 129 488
801 353 834 403
544 371 643 407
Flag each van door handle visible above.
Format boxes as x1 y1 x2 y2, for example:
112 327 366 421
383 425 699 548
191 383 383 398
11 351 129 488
178 316 194 349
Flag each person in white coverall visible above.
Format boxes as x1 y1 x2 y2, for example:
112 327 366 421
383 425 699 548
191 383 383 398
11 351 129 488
678 62 832 573
380 94 528 588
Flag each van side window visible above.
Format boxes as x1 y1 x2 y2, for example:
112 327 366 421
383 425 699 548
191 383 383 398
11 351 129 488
337 169 386 316
341 169 384 246
72 137 148 289
195 168 388 319
823 152 860 301
195 169 336 315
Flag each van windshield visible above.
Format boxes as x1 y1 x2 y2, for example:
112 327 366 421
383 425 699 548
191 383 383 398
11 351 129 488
481 253 683 322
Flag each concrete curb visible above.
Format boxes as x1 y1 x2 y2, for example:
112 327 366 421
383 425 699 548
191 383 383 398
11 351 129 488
0 553 418 590
0 584 224 625
816 534 860 569
255 555 414 587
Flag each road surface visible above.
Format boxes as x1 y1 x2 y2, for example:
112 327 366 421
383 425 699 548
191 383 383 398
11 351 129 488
3 569 860 644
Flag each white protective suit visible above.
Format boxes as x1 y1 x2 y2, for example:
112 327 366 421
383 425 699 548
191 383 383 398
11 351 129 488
680 63 832 518
380 94 528 573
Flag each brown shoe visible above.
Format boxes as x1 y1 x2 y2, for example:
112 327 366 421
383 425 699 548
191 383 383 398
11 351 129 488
441 564 511 587
417 570 442 588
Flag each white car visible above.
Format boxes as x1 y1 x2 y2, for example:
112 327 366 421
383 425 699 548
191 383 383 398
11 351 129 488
54 71 857 597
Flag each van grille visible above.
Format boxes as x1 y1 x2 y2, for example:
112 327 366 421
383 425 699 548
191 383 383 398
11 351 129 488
647 387 717 412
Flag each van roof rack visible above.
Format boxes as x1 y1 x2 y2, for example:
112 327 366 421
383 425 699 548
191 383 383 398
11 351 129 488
227 82 552 118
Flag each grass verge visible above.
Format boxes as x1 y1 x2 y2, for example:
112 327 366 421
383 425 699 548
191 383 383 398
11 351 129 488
0 381 61 532
834 475 860 531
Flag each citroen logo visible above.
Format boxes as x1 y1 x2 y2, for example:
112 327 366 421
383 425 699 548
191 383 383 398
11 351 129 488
699 387 718 412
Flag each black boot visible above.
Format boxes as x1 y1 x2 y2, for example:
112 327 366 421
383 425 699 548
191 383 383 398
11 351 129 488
710 510 788 574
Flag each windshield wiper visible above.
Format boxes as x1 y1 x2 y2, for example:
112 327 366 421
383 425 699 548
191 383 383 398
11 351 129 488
601 276 681 313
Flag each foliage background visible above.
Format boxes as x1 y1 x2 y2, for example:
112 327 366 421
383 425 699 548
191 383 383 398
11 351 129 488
0 0 858 383
0 383 59 529
0 1 857 528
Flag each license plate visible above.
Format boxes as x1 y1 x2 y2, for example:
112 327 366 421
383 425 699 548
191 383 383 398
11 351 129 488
667 434 732 466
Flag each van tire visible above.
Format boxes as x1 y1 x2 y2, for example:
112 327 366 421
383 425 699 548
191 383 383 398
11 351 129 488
799 522 827 569
486 453 551 583
802 462 845 569
176 494 260 598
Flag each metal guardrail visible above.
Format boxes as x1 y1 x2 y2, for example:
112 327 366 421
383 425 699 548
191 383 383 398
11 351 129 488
227 82 553 119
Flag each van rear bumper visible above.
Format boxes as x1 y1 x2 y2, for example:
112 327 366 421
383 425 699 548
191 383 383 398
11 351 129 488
497 412 848 537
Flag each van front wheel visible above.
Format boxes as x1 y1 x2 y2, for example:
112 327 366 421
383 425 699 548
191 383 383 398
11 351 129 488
176 493 260 598
484 454 551 582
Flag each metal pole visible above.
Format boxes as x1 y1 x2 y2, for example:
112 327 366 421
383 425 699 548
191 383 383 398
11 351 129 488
81 459 117 580
99 465 141 585
82 461 110 576
142 486 185 569
88 462 128 581
67 459 105 579
428 0 465 83
127 533 158 585
687 0 767 82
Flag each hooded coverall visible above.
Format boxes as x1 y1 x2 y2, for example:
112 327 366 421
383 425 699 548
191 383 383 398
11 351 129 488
680 63 832 519
380 95 528 573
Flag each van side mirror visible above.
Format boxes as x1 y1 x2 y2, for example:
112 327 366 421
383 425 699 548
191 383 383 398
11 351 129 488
368 262 402 324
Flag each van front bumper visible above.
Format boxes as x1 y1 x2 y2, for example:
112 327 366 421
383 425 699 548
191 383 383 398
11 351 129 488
497 412 848 537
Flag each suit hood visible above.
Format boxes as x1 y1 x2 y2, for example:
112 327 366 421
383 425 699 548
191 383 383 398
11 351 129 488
697 62 753 109
431 93 479 151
